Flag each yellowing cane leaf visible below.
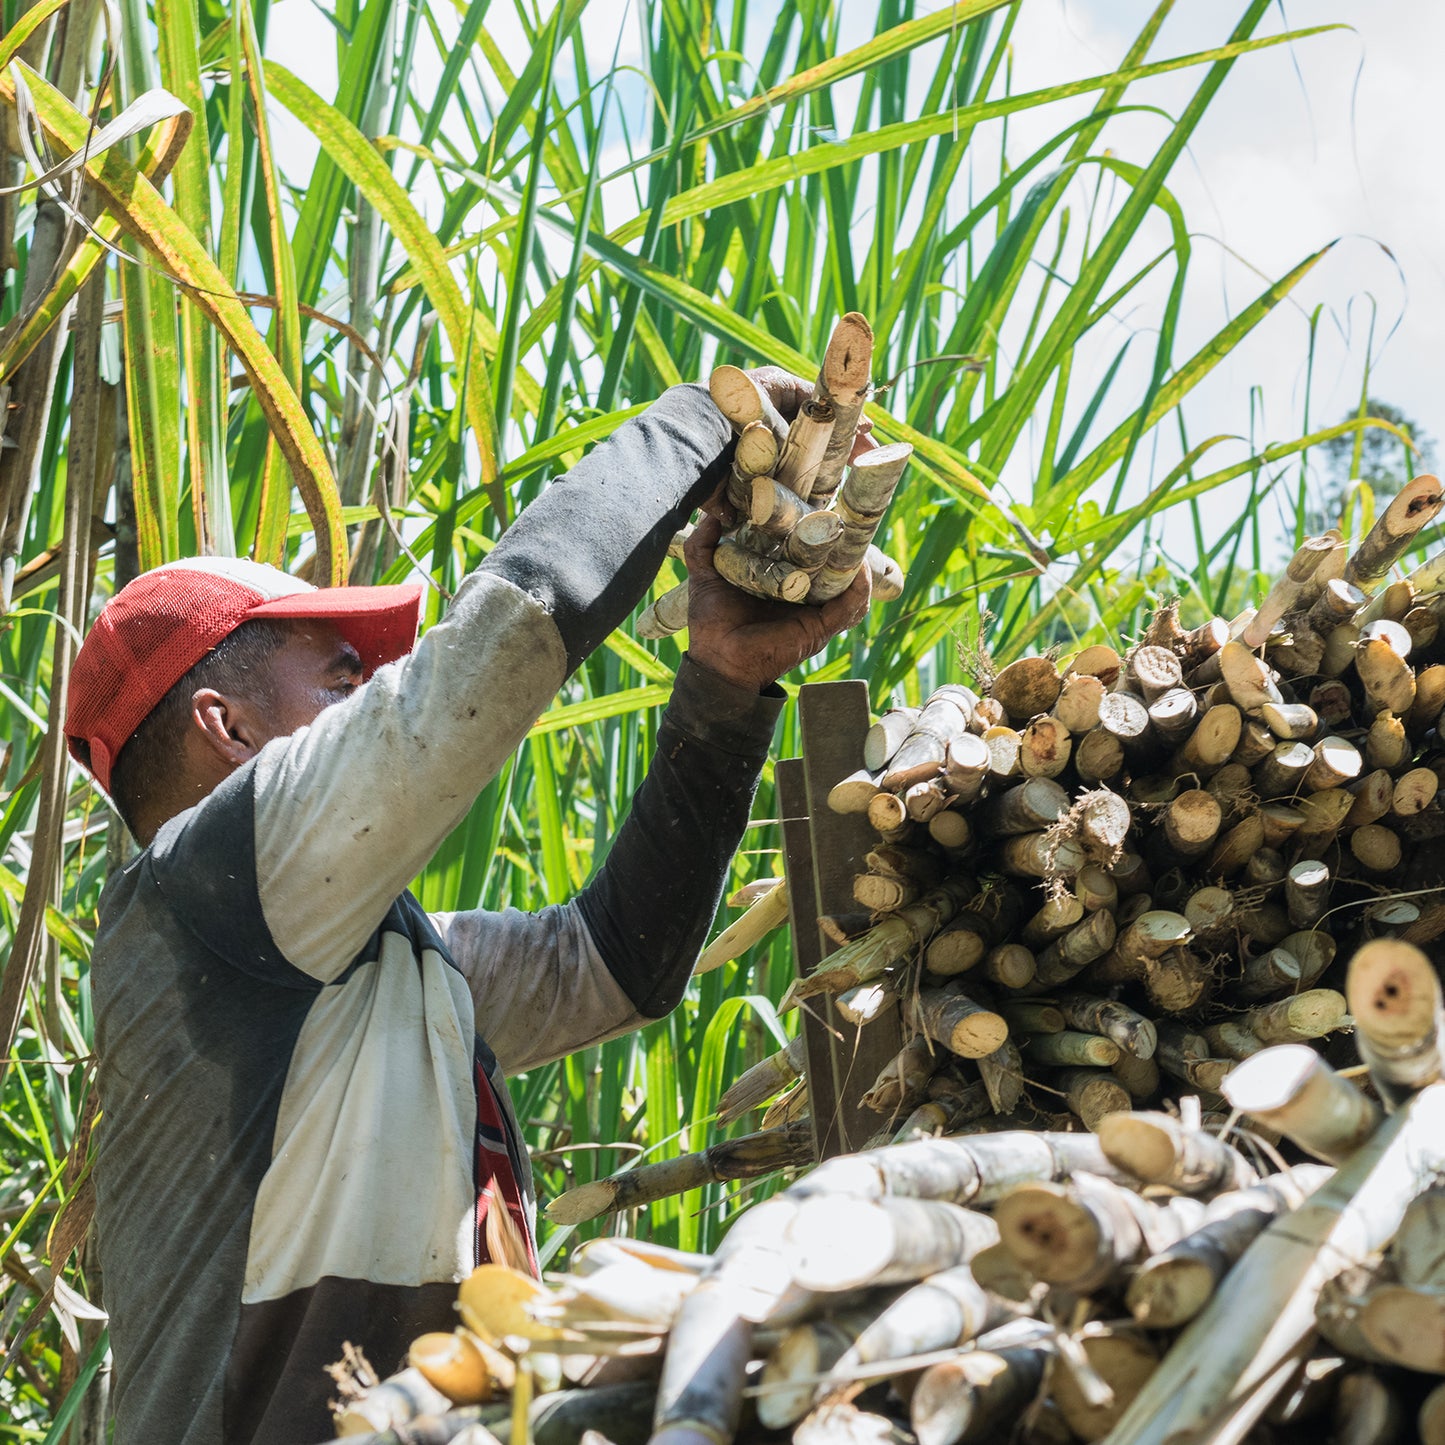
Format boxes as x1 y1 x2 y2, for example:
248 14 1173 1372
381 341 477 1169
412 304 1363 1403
263 62 503 495
2 61 348 585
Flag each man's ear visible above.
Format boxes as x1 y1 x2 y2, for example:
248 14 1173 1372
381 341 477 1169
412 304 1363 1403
190 688 264 769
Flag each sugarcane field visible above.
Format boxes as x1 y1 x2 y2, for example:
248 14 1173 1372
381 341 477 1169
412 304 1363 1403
5 2 1445 1445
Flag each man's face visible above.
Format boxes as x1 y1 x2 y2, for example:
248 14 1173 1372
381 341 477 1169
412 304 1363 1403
252 621 365 747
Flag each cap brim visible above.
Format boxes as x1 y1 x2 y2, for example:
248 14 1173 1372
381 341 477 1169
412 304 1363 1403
250 582 424 677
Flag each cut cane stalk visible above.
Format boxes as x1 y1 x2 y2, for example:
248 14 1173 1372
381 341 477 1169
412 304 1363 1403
694 882 790 975
995 1172 1207 1294
1347 939 1445 1105
1106 1083 1445 1445
828 767 883 815
785 1196 999 1292
1240 947 1302 1001
860 1036 937 1117
1254 741 1313 797
1096 1111 1257 1196
1054 672 1105 732
636 583 691 641
1242 536 1338 647
1076 726 1126 782
1028 909 1117 990
781 879 973 1006
1098 691 1152 754
712 535 811 601
807 311 875 502
1345 474 1445 590
1112 1050 1162 1102
1075 864 1118 913
716 1035 807 1123
911 1334 1054 1445
1222 1045 1383 1164
545 1121 814 1225
1350 823 1402 873
1207 814 1266 877
1058 1069 1134 1129
1051 1326 1160 1444
789 1129 1134 1208
756 1308 879 1429
1391 765 1438 815
1357 631 1417 716
808 444 912 600
1148 687 1198 747
989 656 1062 720
1285 860 1330 929
984 944 1036 990
1091 911 1191 986
814 1265 1015 1410
863 708 919 770
1125 1165 1333 1328
1058 995 1157 1059
708 364 789 440
1026 1031 1120 1068
941 732 990 802
774 400 834 499
780 506 845 569
1019 716 1072 779
927 808 972 851
905 987 1008 1059
1363 713 1409 770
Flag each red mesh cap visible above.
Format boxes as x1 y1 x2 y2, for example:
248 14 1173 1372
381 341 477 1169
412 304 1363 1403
66 557 424 795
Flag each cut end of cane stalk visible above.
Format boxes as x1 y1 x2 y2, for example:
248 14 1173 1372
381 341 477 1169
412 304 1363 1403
407 1330 498 1405
785 1196 898 1291
457 1264 565 1343
1347 940 1442 1050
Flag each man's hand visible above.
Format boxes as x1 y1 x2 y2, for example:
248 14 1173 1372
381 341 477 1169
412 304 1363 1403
683 515 871 693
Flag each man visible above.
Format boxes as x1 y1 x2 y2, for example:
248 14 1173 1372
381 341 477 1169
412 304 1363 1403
62 372 870 1445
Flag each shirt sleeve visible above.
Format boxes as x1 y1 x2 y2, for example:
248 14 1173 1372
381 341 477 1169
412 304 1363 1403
433 656 783 1073
247 385 735 983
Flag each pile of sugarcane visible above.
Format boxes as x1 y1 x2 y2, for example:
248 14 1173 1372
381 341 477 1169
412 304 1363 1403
637 312 905 639
319 943 1445 1445
657 474 1445 1158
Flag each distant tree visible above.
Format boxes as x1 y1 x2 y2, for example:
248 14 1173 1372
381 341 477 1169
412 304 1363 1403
1308 399 1436 534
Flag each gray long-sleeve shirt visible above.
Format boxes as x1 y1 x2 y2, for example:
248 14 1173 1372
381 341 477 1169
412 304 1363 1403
90 387 784 1444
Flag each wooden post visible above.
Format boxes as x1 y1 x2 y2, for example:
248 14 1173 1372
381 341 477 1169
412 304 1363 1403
782 682 908 1158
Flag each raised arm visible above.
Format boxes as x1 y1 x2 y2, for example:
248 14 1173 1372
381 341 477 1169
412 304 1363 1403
243 385 739 981
433 518 872 1072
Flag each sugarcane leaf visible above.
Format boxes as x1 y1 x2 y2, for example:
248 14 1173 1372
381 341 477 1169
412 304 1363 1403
264 61 502 494
3 60 348 584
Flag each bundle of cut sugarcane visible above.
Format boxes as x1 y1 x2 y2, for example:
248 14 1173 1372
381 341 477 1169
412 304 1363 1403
636 313 908 640
320 964 1445 1445
684 482 1445 1157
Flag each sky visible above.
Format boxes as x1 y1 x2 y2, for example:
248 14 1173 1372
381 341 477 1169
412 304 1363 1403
266 0 1442 562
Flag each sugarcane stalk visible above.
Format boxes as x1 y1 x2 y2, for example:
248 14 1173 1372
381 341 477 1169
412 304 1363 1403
860 1035 937 1117
1096 1111 1256 1195
756 1307 880 1429
785 1195 998 1292
809 443 912 601
813 1264 1015 1410
546 1121 814 1225
1126 1165 1333 1328
788 1129 1135 1207
694 882 790 975
1063 994 1161 1063
911 1334 1054 1445
716 1035 808 1123
808 311 875 503
989 656 1063 720
781 879 973 1006
1105 1082 1445 1445
1345 473 1445 591
1052 1325 1161 1443
1346 939 1445 1105
994 1172 1207 1294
